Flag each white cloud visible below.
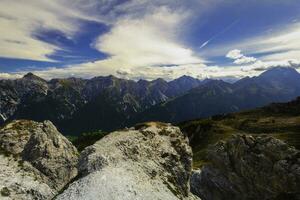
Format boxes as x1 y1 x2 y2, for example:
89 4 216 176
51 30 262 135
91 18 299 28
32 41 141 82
0 1 207 80
92 7 202 69
0 0 109 61
227 49 256 64
0 73 22 80
0 0 210 78
226 49 300 75
12 61 257 81
0 0 220 62
233 56 256 65
11 58 298 81
241 59 300 72
226 49 243 59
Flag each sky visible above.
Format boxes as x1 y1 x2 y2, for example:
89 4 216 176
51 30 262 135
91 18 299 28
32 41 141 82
0 0 300 80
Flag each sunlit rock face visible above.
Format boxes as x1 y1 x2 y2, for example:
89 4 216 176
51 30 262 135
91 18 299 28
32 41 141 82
57 122 200 200
190 135 300 200
0 120 78 200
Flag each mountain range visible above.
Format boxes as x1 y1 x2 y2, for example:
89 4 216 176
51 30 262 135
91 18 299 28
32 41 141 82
1 67 300 135
0 73 203 134
132 67 300 124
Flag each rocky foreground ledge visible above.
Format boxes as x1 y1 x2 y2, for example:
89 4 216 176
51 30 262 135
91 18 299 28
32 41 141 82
0 120 78 200
0 120 199 200
1 120 299 200
57 122 199 200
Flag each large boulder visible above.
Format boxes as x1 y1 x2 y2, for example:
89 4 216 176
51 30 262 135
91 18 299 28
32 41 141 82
191 135 300 200
0 120 78 200
57 122 200 200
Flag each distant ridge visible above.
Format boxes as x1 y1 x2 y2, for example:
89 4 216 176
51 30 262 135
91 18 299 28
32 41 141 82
131 67 300 124
1 67 300 135
0 73 204 134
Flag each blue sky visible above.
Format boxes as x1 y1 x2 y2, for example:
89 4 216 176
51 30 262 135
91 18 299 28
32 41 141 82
0 0 300 80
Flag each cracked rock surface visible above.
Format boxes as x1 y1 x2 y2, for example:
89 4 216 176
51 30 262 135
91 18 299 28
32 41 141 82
191 135 300 200
57 122 200 200
0 120 78 200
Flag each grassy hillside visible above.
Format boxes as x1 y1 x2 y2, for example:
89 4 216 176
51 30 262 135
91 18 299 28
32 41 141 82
179 97 300 168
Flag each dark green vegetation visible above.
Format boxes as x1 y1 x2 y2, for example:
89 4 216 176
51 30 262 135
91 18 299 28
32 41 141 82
179 97 300 168
67 130 108 151
1 187 10 197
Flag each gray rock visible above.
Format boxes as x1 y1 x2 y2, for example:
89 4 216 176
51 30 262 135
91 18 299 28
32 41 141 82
191 134 300 200
57 122 200 200
0 120 78 200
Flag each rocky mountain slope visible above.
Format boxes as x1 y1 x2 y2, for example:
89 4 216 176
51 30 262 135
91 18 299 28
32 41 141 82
2 67 300 135
191 135 300 200
133 67 300 124
0 73 202 134
0 120 78 200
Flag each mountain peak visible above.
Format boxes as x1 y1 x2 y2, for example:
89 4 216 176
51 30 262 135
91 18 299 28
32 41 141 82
177 75 192 79
152 78 167 84
175 75 196 81
259 67 299 79
170 75 202 85
23 72 45 81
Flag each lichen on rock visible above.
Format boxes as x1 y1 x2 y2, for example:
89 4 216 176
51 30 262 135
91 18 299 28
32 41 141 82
190 134 300 200
57 122 200 200
0 120 78 200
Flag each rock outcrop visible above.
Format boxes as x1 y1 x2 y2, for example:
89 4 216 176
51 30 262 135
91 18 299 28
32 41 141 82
191 135 300 200
57 122 200 200
0 120 78 200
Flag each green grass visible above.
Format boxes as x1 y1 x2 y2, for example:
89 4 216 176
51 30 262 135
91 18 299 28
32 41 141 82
179 105 300 169
67 130 108 152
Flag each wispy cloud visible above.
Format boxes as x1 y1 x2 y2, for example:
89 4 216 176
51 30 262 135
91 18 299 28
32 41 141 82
0 0 108 61
205 21 300 63
92 6 203 69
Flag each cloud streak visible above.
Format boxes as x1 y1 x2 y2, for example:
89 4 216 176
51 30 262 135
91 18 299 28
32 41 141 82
199 19 239 50
205 21 300 63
